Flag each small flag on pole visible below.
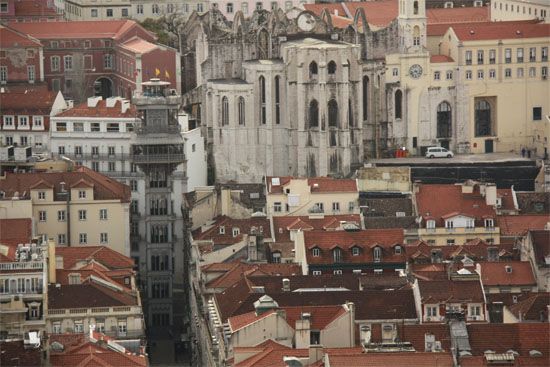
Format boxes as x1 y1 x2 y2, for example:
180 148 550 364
155 68 161 77
165 70 170 78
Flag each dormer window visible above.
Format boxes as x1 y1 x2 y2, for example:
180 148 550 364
232 227 240 237
445 220 454 229
312 248 320 257
467 219 475 228
38 191 46 200
219 226 225 235
484 219 494 228
333 248 342 263
394 245 402 255
352 247 360 256
78 190 86 199
426 220 435 229
373 247 382 262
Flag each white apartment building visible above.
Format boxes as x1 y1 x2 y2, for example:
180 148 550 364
491 0 549 23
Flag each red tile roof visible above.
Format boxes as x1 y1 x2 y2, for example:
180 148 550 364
0 25 42 48
0 340 42 367
0 84 59 120
343 0 398 28
55 98 136 118
0 167 131 202
303 229 405 265
48 282 138 309
273 214 361 242
54 245 135 270
415 184 496 226
427 19 540 37
228 309 277 331
497 189 516 211
427 6 489 24
467 323 549 357
529 230 550 267
267 177 357 194
328 352 454 367
193 215 271 246
418 278 485 303
49 332 147 367
431 55 454 63
450 21 550 41
303 4 347 18
497 215 550 236
282 305 347 330
478 261 536 287
406 240 518 264
205 262 300 290
0 219 32 254
120 37 159 54
509 293 550 321
9 20 154 40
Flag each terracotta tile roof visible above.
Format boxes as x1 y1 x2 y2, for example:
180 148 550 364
303 229 405 265
13 0 58 17
498 215 550 236
529 230 550 267
427 6 489 24
486 292 534 307
267 176 357 194
120 37 159 54
427 19 539 37
49 332 147 367
235 345 308 367
431 55 454 63
467 323 550 357
516 192 550 214
54 246 135 270
450 21 550 41
48 282 138 309
55 99 136 118
478 261 536 287
509 292 550 321
193 215 271 246
283 305 347 330
0 340 42 367
497 189 516 211
406 240 518 263
328 352 454 367
0 25 42 48
399 324 452 351
9 20 153 40
0 84 58 120
0 168 130 202
228 309 277 331
0 219 32 254
344 0 398 28
205 262 300 289
273 214 361 242
415 184 496 226
418 278 485 303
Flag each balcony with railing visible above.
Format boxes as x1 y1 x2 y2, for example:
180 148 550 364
47 305 142 318
0 262 43 271
131 145 185 164
135 124 182 135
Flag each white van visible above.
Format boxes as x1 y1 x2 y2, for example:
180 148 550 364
425 147 454 158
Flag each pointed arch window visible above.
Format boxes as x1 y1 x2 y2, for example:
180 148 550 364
413 1 419 15
259 76 266 124
437 101 452 138
328 60 337 75
221 96 229 126
309 61 318 78
238 96 245 125
328 99 338 128
395 90 403 119
362 76 369 121
309 99 319 128
348 99 354 128
413 26 421 46
275 76 280 124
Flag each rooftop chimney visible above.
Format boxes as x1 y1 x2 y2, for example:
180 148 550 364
308 345 324 364
282 278 290 292
485 184 497 206
105 96 118 108
121 99 131 114
87 96 102 108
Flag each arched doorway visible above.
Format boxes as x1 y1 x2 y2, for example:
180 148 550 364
94 77 113 99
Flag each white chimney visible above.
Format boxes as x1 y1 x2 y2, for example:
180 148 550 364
485 184 497 206
121 99 131 114
87 96 101 108
105 96 118 108
282 278 290 292
334 9 338 16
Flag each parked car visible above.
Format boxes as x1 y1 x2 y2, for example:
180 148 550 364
425 147 454 158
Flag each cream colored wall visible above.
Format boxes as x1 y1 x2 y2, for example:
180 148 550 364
502 306 519 323
267 191 359 217
320 311 354 348
230 313 294 353
0 199 33 219
46 311 144 335
356 167 411 192
418 227 500 246
490 0 550 23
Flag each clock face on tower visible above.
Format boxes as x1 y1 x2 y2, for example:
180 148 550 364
409 64 423 79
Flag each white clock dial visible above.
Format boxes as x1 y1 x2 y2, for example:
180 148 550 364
409 64 423 79
297 13 316 32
